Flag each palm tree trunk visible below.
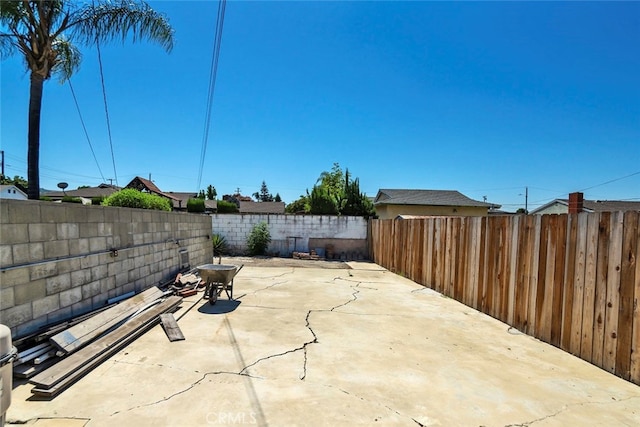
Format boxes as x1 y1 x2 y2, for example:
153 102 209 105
27 73 44 200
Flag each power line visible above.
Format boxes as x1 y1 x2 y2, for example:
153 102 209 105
95 36 119 187
68 79 107 183
197 0 227 192
578 170 640 192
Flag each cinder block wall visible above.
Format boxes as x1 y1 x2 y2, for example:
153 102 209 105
211 214 368 256
0 200 213 337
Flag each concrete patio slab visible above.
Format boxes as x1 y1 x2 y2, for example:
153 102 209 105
6 260 640 426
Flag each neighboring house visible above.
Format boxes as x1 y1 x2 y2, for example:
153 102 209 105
239 201 286 214
41 183 119 203
125 176 180 205
531 192 640 215
166 192 217 213
373 189 499 220
0 184 28 200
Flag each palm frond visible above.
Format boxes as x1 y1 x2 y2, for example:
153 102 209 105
71 0 174 52
51 36 81 82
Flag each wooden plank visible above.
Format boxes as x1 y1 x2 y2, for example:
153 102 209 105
603 211 624 373
569 212 588 355
507 215 519 326
49 287 165 354
551 214 568 347
560 213 578 351
515 215 532 332
478 217 489 312
580 213 599 361
630 211 640 384
592 212 611 367
160 313 186 342
534 215 550 341
616 211 638 379
30 296 182 393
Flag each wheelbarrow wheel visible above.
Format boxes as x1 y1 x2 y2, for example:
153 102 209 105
209 283 218 305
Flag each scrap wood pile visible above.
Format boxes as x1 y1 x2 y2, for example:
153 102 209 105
12 283 195 398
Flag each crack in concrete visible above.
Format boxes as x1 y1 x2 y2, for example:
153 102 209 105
9 416 91 425
503 395 640 427
109 371 259 417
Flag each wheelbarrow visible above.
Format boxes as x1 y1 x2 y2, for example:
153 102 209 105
197 264 244 305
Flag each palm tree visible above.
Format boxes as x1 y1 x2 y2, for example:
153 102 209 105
0 1 174 199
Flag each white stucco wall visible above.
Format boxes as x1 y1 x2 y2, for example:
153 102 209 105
211 214 368 255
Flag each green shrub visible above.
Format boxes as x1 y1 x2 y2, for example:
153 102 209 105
187 198 205 213
62 196 83 204
91 196 105 205
247 222 271 255
216 199 238 213
212 233 229 257
102 189 172 211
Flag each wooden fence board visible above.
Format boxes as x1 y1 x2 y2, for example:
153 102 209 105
603 211 624 373
630 212 640 384
592 212 611 366
580 213 599 361
551 215 568 347
561 214 578 352
616 211 638 379
569 213 588 355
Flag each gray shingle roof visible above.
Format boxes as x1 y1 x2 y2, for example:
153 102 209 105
532 199 640 214
239 201 285 214
374 189 495 208
42 183 120 199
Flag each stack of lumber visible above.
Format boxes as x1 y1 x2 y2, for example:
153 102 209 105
14 287 182 398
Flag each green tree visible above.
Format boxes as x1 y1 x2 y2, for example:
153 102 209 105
216 199 238 213
0 0 174 199
197 190 206 199
285 194 309 214
274 193 281 203
341 170 375 217
316 162 344 204
206 184 217 200
253 180 273 202
309 185 339 215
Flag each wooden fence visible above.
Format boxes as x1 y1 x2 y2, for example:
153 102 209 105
369 212 640 384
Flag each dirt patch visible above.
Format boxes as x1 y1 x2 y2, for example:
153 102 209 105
219 255 352 269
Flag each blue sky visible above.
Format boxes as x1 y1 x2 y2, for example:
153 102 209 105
2 1 639 211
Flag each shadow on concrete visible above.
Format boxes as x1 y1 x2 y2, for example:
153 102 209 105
197 299 242 315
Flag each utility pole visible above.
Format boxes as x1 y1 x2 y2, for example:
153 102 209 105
525 186 528 214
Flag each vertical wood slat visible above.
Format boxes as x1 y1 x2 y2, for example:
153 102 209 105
561 213 578 352
630 211 640 384
580 213 599 362
604 211 624 373
616 211 638 379
570 213 588 355
592 212 611 367
551 215 568 347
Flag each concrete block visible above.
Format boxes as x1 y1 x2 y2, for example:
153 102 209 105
0 286 14 310
92 292 109 308
14 279 46 305
60 287 83 307
89 236 107 253
1 267 29 287
82 280 101 299
0 303 32 328
80 254 100 269
85 206 105 223
1 244 13 266
30 262 58 280
57 223 79 239
28 223 56 242
98 222 113 236
15 314 48 338
0 223 29 244
44 239 70 259
91 264 108 282
47 306 72 325
100 277 115 293
6 200 40 223
29 242 44 261
71 269 92 287
40 203 66 223
71 299 93 317
46 273 72 295
32 294 60 318
57 257 81 274
79 223 98 238
69 238 90 256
